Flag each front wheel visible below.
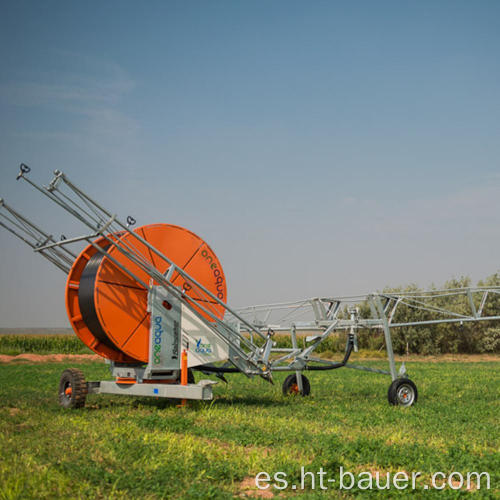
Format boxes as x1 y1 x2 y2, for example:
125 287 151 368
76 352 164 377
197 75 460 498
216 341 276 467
282 373 310 396
58 368 88 409
388 378 417 407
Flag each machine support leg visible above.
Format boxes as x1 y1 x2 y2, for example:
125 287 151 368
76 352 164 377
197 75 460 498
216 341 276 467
296 371 304 393
373 296 397 381
179 349 188 407
181 349 188 386
290 324 304 391
383 322 397 381
290 324 298 351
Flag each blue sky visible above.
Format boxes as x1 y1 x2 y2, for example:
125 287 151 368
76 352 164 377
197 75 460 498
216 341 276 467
0 1 499 327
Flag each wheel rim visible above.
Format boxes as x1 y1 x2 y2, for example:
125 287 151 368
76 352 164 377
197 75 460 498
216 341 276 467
397 384 415 406
290 383 299 394
62 381 72 401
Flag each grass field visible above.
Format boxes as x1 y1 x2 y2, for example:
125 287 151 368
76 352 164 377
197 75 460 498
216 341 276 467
0 358 498 499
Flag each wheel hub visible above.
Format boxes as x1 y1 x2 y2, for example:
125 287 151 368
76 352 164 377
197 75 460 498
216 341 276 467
397 384 415 406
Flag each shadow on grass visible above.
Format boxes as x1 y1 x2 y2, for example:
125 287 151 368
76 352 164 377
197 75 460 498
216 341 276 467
79 391 286 411
210 394 284 407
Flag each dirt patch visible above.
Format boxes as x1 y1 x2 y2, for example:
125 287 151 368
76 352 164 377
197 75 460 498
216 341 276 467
238 476 274 498
0 353 101 364
346 353 500 363
0 352 497 364
394 354 499 362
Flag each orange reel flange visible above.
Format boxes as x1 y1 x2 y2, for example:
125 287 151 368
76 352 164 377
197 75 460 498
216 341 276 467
65 224 227 363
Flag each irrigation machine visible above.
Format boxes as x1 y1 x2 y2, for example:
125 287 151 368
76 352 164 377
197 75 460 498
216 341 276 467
1 164 499 408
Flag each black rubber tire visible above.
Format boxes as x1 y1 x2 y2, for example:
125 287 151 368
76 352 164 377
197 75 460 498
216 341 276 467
58 368 88 409
388 378 418 407
282 373 311 396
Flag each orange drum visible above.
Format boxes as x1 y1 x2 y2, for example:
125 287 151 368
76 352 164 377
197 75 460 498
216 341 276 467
65 224 227 363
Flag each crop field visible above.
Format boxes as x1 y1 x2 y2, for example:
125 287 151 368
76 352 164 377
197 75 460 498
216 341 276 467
0 357 498 499
0 335 92 356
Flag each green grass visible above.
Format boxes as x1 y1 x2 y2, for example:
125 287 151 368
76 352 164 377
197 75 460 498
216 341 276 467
0 360 498 499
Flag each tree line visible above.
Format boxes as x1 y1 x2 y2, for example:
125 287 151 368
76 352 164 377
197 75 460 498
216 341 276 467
355 273 500 354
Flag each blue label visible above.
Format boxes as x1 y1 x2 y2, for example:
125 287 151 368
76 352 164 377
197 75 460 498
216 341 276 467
195 338 213 355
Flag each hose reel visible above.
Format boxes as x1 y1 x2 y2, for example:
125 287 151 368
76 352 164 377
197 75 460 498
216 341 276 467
66 223 227 363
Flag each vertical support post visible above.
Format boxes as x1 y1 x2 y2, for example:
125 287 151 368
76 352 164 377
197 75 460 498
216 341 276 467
291 323 304 393
478 291 489 316
291 323 298 350
179 349 188 407
348 307 359 352
372 295 398 381
467 289 478 318
181 349 188 386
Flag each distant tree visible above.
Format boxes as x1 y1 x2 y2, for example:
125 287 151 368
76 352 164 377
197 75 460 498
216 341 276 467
352 273 500 354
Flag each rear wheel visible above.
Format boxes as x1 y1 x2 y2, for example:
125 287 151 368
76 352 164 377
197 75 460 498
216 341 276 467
59 368 87 409
388 378 417 407
282 373 310 396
